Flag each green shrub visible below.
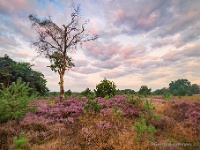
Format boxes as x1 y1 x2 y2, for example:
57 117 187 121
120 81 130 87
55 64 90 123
142 99 161 121
13 132 28 149
84 99 103 112
142 99 154 117
94 78 116 98
134 118 156 142
111 105 123 120
81 88 95 99
0 78 37 123
172 89 178 96
163 92 171 100
187 91 193 96
65 89 72 97
127 95 143 106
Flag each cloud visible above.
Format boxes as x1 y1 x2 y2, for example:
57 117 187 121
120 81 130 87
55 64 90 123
102 0 172 35
151 38 172 48
119 44 147 60
162 45 200 62
74 66 101 74
74 59 89 67
100 68 129 79
0 0 37 15
82 40 121 61
0 34 20 49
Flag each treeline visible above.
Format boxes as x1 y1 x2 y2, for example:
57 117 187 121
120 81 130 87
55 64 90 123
0 54 49 95
63 79 199 98
153 79 200 96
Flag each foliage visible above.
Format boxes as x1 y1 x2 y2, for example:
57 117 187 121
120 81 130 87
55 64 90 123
13 132 28 149
142 99 161 121
153 88 169 95
0 78 37 123
48 51 75 73
169 79 192 96
65 89 72 97
127 95 143 106
133 99 159 142
81 88 95 99
191 84 200 94
48 91 60 97
84 99 103 112
111 105 123 120
138 85 151 97
163 92 171 100
29 3 98 101
116 89 135 95
134 118 156 142
94 78 116 98
0 54 49 95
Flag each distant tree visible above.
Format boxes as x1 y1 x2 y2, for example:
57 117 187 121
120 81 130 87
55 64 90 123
169 79 191 96
0 54 16 87
153 88 169 95
0 55 48 95
94 78 116 98
153 89 163 95
81 88 92 96
65 89 72 96
116 89 135 95
191 84 200 94
29 4 98 101
124 89 135 94
138 85 151 97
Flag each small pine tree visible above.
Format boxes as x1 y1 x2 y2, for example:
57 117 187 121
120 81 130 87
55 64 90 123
0 78 37 123
13 132 28 149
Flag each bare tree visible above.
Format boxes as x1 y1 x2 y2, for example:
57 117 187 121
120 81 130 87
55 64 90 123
29 4 98 101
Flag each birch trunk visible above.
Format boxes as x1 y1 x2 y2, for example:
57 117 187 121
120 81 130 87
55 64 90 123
59 73 65 101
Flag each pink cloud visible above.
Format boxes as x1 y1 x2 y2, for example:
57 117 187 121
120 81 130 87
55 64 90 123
152 38 172 48
113 9 126 21
82 41 120 61
120 45 146 59
137 11 159 26
0 0 37 14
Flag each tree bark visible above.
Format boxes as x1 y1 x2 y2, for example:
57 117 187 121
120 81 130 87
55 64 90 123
59 73 65 101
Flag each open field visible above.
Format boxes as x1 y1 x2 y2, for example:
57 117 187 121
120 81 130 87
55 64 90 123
0 95 199 150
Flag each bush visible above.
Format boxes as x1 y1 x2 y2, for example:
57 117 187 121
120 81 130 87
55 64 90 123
134 118 156 142
94 78 116 98
163 92 171 100
84 99 103 112
142 99 161 121
127 95 143 106
0 78 37 123
138 85 151 97
65 89 72 97
81 88 95 99
13 132 28 149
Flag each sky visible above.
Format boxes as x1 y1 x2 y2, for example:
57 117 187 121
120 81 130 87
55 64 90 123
0 0 200 92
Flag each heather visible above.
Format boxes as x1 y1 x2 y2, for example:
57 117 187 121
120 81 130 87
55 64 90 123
0 95 200 149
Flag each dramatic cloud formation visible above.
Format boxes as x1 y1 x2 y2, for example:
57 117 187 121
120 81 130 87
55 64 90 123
0 0 200 92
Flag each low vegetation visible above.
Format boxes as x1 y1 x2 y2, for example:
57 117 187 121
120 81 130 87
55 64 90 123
0 88 199 149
